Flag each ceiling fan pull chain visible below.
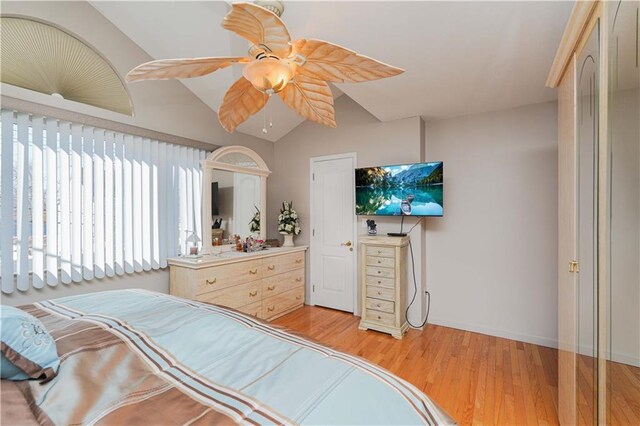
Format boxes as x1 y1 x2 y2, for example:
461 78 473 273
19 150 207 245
262 106 267 134
269 94 273 128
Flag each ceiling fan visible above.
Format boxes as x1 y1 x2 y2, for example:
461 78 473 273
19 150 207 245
126 2 404 133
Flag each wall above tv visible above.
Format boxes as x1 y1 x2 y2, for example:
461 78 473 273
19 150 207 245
355 162 443 217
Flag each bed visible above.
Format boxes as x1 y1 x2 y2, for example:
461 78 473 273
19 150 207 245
1 289 455 425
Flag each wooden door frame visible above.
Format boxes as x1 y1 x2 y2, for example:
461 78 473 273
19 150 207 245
309 152 359 314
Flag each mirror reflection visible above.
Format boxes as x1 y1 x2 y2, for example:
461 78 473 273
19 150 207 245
210 170 261 243
607 1 640 423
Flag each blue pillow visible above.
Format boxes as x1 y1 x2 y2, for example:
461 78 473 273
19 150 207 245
0 305 60 381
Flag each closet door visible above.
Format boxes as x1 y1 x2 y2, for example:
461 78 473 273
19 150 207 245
557 54 578 426
606 1 640 424
576 19 600 426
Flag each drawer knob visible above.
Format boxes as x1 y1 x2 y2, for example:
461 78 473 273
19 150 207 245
253 311 258 316
249 290 258 297
267 285 275 291
377 250 381 254
295 259 303 264
377 280 381 284
206 278 217 285
377 271 381 274
376 303 381 307
296 295 301 300
377 291 382 295
295 277 302 282
267 265 275 271
377 316 382 320
249 269 258 275
267 306 275 312
377 260 381 264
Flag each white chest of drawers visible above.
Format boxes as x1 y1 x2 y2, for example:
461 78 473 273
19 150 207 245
168 246 307 321
358 236 409 339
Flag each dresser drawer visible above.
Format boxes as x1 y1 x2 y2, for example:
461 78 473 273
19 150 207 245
263 251 305 277
365 297 395 314
366 310 396 327
365 275 395 289
366 256 395 268
197 281 262 309
237 301 262 318
366 266 395 279
365 246 395 258
196 259 262 295
366 285 395 302
262 268 304 297
261 287 304 320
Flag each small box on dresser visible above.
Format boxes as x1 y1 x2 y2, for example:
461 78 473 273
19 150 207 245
358 236 409 339
169 247 307 321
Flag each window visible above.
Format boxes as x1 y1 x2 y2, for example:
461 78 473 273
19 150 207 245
0 109 206 293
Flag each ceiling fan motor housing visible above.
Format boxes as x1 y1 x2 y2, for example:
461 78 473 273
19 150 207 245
253 1 284 17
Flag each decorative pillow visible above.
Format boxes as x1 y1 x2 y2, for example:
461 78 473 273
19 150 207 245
0 305 60 381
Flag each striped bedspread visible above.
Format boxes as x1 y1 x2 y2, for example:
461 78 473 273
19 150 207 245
5 290 455 425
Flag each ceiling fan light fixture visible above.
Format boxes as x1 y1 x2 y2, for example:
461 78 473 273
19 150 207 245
242 57 294 94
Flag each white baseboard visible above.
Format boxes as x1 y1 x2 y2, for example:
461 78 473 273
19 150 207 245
427 316 558 349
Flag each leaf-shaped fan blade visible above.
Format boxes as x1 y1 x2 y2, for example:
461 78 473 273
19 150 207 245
293 39 404 83
222 3 292 58
218 77 268 133
126 57 249 82
279 75 336 128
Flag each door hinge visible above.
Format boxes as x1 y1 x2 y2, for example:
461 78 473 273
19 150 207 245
312 229 315 237
312 173 315 181
312 285 315 292
569 260 580 273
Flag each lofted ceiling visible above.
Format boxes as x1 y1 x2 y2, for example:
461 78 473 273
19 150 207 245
91 1 573 142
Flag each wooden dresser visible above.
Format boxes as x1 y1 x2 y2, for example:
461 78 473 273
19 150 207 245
168 246 307 321
358 236 409 339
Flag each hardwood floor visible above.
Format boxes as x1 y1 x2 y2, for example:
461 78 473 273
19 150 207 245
273 306 560 426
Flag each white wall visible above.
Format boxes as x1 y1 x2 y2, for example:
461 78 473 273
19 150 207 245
425 101 559 347
268 95 428 324
1 1 274 306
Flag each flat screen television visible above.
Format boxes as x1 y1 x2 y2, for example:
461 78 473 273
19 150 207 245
211 182 219 216
355 162 443 216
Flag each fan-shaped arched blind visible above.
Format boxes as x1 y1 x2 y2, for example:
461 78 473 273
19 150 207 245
0 16 134 116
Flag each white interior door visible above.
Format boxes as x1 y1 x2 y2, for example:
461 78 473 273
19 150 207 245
310 154 356 312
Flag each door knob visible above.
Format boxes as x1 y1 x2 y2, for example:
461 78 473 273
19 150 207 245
341 241 352 247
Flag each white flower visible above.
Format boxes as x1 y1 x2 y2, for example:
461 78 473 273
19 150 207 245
291 212 298 219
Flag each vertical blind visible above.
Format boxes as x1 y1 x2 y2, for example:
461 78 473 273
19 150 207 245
0 109 207 294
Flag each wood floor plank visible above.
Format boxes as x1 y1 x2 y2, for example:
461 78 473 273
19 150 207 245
273 306 561 425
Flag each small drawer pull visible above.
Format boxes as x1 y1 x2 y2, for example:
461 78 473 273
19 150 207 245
377 316 382 320
376 303 381 308
206 278 217 285
295 259 303 264
249 290 258 297
267 306 275 312
296 295 301 300
377 260 381 264
252 312 259 316
377 271 381 274
377 291 382 295
295 277 302 282
377 280 381 284
267 285 275 291
377 250 382 254
249 269 258 275
267 265 275 271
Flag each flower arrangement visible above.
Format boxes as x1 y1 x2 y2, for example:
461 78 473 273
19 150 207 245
278 201 301 235
249 206 260 234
